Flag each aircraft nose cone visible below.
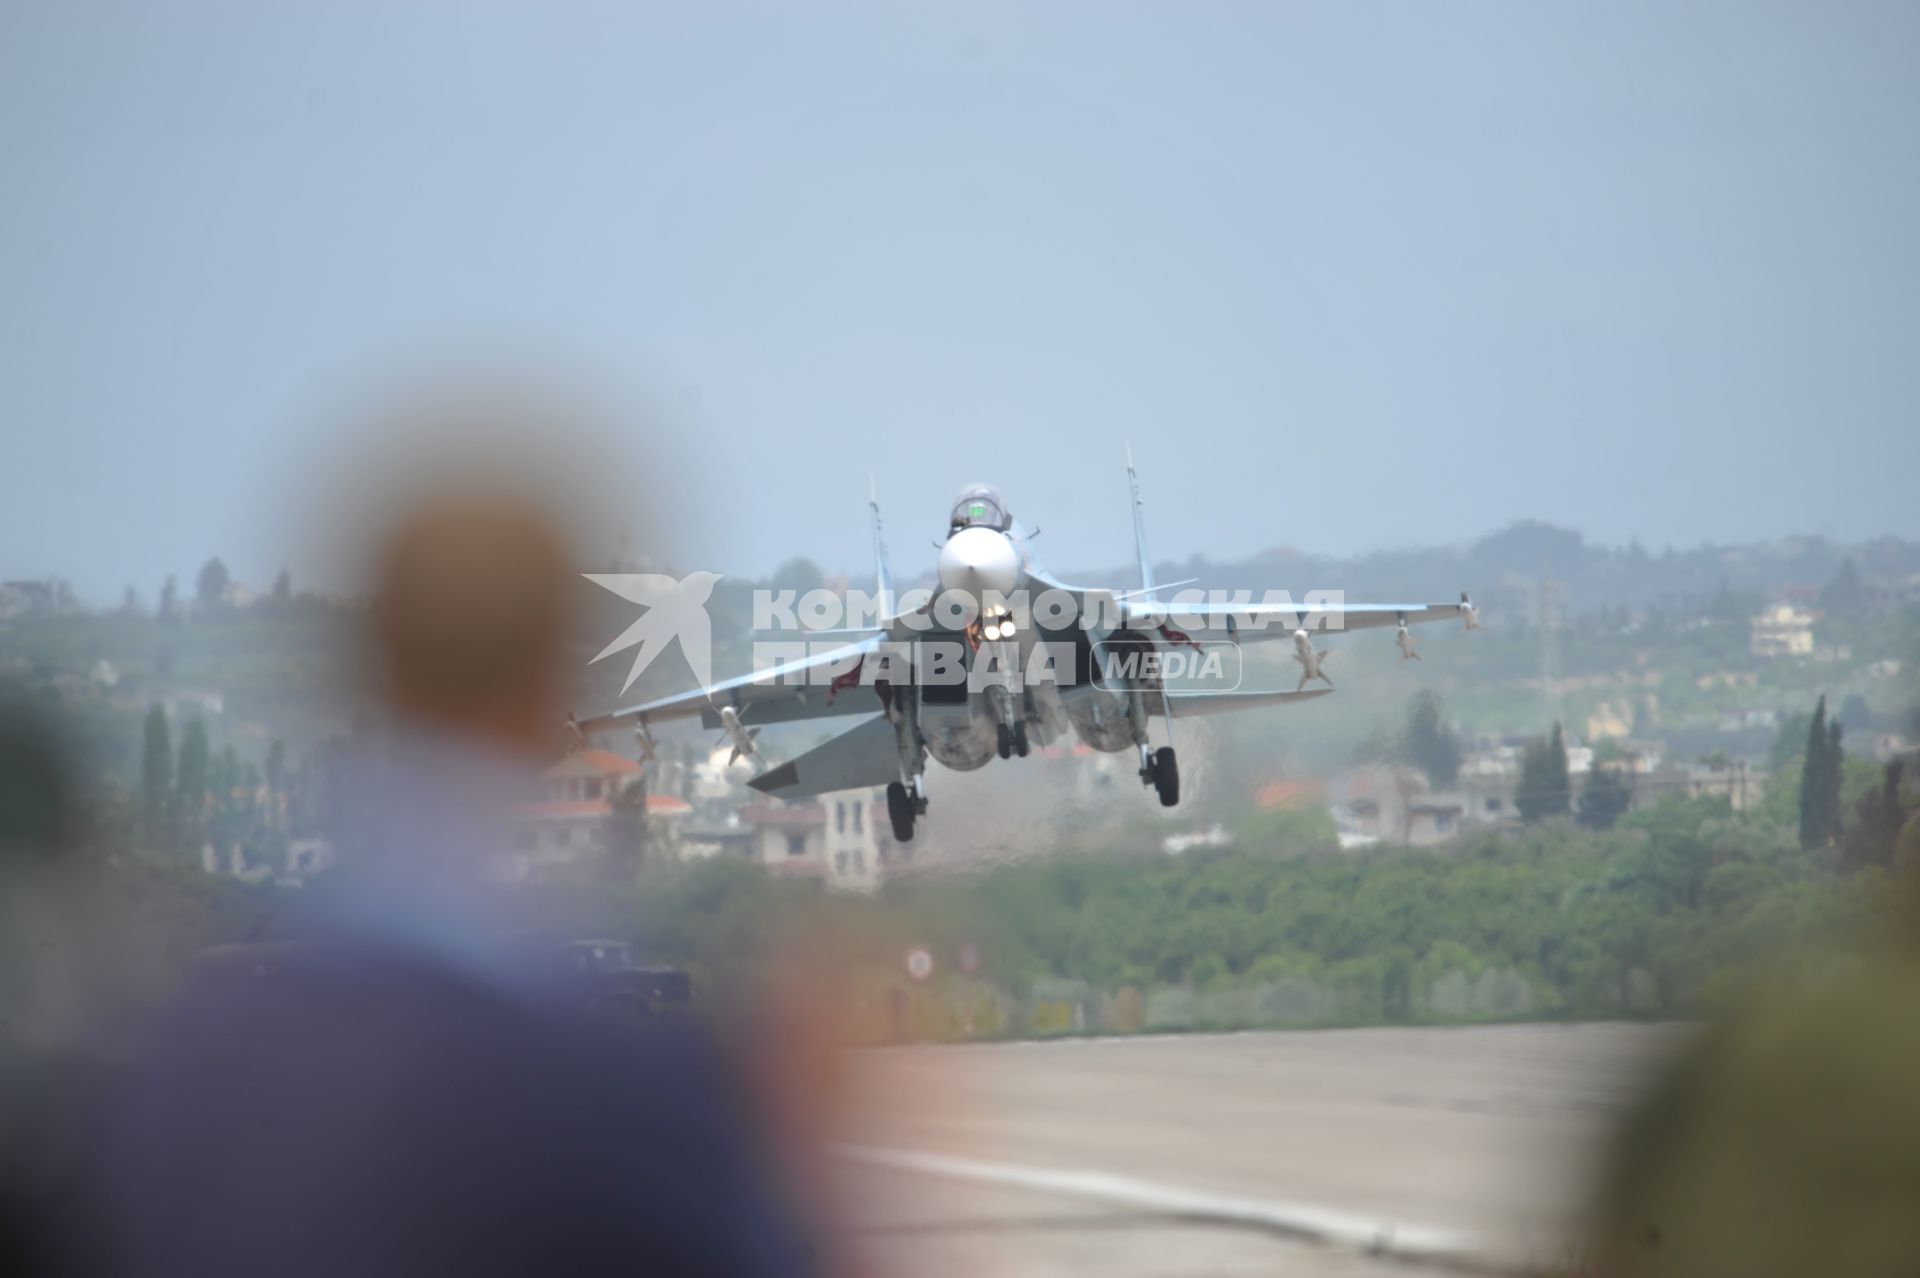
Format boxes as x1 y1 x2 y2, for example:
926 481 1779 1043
938 526 1020 602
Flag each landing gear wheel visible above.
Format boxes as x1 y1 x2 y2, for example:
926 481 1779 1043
1012 720 1030 758
1152 746 1180 807
886 781 917 843
996 723 1012 759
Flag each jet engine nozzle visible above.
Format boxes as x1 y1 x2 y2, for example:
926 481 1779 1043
938 525 1020 603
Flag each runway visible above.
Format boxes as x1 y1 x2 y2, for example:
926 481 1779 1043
834 1023 1690 1276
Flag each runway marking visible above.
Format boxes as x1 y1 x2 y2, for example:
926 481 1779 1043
864 1021 1670 1052
836 1144 1496 1270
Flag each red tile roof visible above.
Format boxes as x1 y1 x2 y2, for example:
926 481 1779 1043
1254 779 1327 811
569 749 644 776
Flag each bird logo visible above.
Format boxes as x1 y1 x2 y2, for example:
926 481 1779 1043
583 571 722 693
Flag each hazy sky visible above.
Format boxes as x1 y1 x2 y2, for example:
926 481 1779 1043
4 1 1917 602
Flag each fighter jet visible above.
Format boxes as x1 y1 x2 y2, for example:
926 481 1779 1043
574 458 1478 843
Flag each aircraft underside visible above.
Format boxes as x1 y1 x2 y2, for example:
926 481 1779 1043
862 627 1185 843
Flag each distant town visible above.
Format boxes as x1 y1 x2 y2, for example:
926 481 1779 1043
3 520 1915 903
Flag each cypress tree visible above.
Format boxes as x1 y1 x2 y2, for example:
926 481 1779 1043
195 557 230 614
175 717 210 857
1516 722 1573 824
1800 696 1829 849
1821 719 1846 846
140 704 172 847
1580 764 1634 830
1546 723 1572 818
1844 761 1909 872
1403 691 1462 788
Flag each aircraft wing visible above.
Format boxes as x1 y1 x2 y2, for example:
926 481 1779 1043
747 715 900 800
1120 593 1476 642
572 635 891 736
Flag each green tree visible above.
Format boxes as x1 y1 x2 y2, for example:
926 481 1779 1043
140 703 173 846
270 569 292 610
1515 723 1572 824
195 557 230 614
158 574 179 622
1800 696 1837 849
1820 720 1846 847
1843 761 1909 873
1402 691 1462 788
175 717 211 857
1579 765 1634 830
1827 717 1843 836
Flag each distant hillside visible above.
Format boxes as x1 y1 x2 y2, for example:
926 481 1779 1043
1052 522 1920 620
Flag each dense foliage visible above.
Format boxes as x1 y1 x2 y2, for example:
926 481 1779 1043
601 791 1891 1041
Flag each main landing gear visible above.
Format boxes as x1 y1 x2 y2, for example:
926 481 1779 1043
996 720 1030 760
886 681 930 843
886 779 927 843
1140 744 1179 808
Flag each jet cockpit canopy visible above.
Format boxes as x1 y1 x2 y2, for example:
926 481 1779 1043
949 484 1012 534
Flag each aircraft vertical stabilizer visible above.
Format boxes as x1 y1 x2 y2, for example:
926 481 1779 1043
1126 443 1155 596
869 475 894 619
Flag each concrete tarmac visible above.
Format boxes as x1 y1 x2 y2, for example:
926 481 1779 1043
835 1023 1690 1277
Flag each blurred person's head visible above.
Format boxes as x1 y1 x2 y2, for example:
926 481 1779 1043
370 492 575 758
286 367 668 757
286 376 661 908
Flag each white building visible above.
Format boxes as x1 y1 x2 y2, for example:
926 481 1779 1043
734 789 894 893
1750 602 1816 658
